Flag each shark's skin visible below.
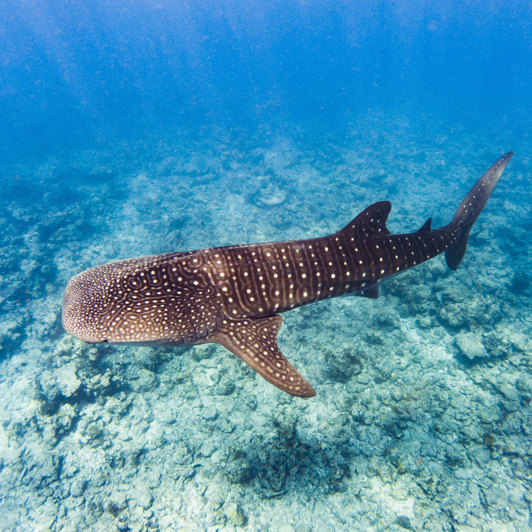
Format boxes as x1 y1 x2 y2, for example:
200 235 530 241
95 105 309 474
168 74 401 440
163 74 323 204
63 153 513 397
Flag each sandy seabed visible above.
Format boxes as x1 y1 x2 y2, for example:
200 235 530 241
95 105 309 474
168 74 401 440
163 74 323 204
0 113 530 531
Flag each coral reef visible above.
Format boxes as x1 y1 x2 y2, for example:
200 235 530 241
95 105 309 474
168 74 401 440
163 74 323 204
0 117 530 530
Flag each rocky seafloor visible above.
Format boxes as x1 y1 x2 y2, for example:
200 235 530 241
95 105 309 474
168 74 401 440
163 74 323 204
0 114 530 531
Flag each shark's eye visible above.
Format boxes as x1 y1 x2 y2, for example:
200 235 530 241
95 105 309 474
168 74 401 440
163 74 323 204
102 339 109 344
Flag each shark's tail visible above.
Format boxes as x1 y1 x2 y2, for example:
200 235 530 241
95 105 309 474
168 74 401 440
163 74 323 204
444 152 513 270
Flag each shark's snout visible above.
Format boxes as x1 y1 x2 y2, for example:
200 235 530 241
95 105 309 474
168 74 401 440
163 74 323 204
62 259 194 346
62 271 109 343
61 279 79 325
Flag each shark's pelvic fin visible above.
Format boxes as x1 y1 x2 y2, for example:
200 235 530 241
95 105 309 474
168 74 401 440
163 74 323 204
212 315 316 397
355 285 380 299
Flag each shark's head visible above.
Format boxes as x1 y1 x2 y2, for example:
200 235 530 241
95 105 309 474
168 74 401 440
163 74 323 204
63 256 223 346
62 260 177 345
62 266 125 344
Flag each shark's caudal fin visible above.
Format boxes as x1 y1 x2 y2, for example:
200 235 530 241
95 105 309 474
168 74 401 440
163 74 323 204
444 152 513 270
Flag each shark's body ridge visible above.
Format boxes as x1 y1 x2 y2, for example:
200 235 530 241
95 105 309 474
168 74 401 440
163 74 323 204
63 153 513 396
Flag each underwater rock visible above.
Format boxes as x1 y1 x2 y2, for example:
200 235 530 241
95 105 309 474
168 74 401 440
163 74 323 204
364 331 385 346
326 345 363 383
133 368 157 392
416 315 433 329
191 343 217 361
135 347 162 370
183 155 209 176
226 449 255 484
224 501 247 526
201 405 219 421
130 488 153 510
54 334 78 358
256 183 286 206
84 421 103 443
106 492 128 516
56 362 81 398
263 141 297 171
439 304 468 330
476 401 500 424
495 383 521 414
85 369 120 397
455 332 488 361
204 484 225 512
248 175 287 208
509 269 531 294
172 441 193 466
524 488 532 509
26 447 60 485
35 370 63 415
394 515 414 530
440 284 468 304
0 315 24 354
516 376 532 396
216 373 236 395
55 403 78 436
372 309 400 330
70 478 87 498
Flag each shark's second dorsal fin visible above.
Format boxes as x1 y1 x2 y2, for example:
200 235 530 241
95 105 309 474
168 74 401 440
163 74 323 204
338 201 392 239
417 217 432 234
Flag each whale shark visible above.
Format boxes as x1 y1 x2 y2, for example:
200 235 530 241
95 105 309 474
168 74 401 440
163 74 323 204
62 153 513 397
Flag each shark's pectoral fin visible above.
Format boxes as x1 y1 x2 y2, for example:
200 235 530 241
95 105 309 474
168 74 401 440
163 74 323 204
212 315 316 398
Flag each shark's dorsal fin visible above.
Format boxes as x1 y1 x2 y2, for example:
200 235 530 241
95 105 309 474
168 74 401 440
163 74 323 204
212 315 316 397
338 201 392 238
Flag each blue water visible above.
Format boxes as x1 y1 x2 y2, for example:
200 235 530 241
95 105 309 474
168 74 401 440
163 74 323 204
1 2 530 530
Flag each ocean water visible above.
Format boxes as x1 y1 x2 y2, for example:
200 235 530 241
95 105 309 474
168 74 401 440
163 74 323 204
1 1 531 530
